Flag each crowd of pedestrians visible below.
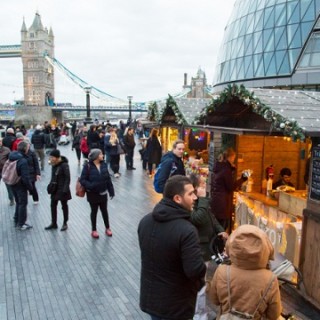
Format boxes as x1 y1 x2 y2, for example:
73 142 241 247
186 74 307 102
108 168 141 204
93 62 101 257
0 119 284 320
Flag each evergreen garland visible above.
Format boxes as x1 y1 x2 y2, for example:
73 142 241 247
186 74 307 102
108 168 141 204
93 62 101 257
195 84 305 141
147 101 160 122
158 94 187 125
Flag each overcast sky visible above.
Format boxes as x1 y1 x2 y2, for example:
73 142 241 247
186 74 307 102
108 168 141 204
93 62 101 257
0 0 236 105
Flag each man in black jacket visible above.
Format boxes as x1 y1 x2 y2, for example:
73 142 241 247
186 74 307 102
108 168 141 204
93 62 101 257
10 141 34 230
31 125 46 171
138 175 206 320
3 128 16 150
123 127 136 170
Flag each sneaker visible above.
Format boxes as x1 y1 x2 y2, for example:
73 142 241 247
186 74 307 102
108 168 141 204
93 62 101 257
131 167 136 170
105 228 112 237
91 231 99 239
45 224 58 230
33 201 39 205
114 173 120 178
60 223 68 231
20 224 33 231
9 200 15 206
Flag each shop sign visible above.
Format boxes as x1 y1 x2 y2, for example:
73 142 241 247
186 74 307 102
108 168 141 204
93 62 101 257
310 147 320 202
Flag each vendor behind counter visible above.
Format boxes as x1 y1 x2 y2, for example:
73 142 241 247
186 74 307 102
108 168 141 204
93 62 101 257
273 167 295 190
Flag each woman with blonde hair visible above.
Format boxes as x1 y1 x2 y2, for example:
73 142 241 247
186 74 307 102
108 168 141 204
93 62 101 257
105 129 121 177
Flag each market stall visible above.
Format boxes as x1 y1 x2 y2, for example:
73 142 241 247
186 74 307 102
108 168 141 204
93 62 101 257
196 84 320 306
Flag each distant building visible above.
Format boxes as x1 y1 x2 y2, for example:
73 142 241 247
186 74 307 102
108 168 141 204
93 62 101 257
183 67 212 98
21 12 55 106
214 0 320 92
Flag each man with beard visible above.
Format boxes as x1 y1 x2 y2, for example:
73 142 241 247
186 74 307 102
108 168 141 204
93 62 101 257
138 175 206 320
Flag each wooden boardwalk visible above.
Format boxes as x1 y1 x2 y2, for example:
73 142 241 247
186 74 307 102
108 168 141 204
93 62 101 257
0 142 161 320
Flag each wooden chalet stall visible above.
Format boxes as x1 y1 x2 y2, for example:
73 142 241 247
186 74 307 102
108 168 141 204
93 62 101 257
197 85 320 307
150 95 212 159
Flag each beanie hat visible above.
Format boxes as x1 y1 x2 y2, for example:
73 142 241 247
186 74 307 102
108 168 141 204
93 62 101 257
16 132 23 138
50 149 61 158
7 128 14 134
36 125 42 131
88 148 101 161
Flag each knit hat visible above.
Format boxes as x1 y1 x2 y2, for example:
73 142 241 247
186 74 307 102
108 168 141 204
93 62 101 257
49 149 61 158
7 128 14 134
88 148 101 161
16 132 23 138
36 125 42 131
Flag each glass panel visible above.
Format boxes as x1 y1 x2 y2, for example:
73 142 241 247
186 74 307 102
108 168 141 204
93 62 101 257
263 28 273 49
288 48 300 67
255 55 265 77
254 31 263 53
278 51 291 74
275 3 287 26
275 50 286 71
287 1 299 23
254 10 264 31
299 53 311 67
310 52 320 66
300 21 314 44
237 36 245 56
287 24 300 47
264 6 275 29
239 16 247 37
257 0 268 11
289 26 302 48
246 13 255 33
264 52 274 71
288 1 300 24
236 58 245 79
245 56 254 78
253 54 263 75
300 0 314 21
265 53 277 75
265 29 275 52
274 26 286 48
276 27 288 50
313 33 320 51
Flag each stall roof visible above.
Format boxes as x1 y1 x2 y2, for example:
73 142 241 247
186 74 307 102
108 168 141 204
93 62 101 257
252 88 320 135
157 98 212 125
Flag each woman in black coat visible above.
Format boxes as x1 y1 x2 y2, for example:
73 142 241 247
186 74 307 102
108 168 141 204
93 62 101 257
145 128 162 176
80 149 115 238
45 149 72 231
210 148 246 233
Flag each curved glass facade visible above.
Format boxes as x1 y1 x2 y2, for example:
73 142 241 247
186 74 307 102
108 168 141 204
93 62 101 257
214 0 320 87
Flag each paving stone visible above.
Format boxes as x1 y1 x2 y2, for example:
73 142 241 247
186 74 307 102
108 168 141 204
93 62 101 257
0 144 158 319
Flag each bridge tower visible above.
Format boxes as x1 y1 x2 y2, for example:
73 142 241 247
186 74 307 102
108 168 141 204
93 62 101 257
21 12 55 107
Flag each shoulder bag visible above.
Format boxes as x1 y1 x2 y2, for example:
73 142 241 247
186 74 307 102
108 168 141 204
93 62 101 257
47 167 60 194
76 164 89 197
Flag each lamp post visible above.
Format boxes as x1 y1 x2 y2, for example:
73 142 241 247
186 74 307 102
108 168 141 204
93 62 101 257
84 86 92 124
127 95 133 125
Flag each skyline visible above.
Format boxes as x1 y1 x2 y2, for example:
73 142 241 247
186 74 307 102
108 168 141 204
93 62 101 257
0 0 236 105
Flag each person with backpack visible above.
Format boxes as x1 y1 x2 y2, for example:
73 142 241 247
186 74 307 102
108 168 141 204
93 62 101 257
0 137 15 206
153 139 186 193
8 141 34 230
208 225 282 319
72 129 82 166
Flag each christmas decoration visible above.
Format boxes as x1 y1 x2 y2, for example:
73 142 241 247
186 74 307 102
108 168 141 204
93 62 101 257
195 84 306 141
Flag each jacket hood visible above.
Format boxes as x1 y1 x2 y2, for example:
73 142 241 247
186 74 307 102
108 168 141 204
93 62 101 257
226 225 274 270
213 161 232 173
152 198 191 222
8 151 24 161
161 151 179 162
54 155 69 166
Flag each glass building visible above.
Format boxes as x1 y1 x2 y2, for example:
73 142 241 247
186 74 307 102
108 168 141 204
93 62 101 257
214 0 320 91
